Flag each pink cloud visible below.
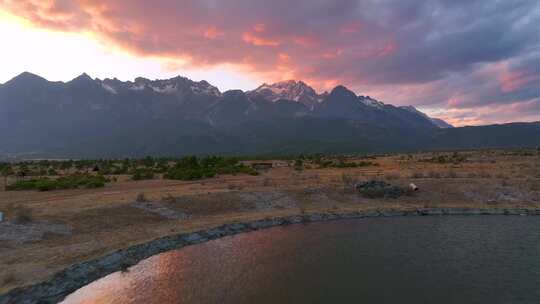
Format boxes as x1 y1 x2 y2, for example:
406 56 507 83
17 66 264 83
500 70 538 93
242 32 281 46
378 42 397 57
293 36 318 48
253 23 266 32
431 100 540 127
203 27 224 39
322 49 343 59
278 52 291 62
340 22 361 34
0 0 399 86
1 0 539 126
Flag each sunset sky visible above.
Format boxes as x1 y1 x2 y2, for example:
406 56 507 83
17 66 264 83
1 0 540 126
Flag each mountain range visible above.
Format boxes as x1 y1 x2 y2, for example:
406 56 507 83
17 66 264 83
0 72 538 159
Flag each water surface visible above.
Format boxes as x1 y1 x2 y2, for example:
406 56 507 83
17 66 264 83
63 216 540 304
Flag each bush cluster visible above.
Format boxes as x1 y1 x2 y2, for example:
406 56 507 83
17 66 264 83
6 174 107 191
420 152 467 164
164 156 257 181
317 159 376 169
131 168 155 181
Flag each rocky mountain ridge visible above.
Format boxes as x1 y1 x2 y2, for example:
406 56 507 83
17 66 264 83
2 72 537 158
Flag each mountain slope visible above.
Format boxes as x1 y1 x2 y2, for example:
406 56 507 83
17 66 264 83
0 72 535 158
430 118 454 128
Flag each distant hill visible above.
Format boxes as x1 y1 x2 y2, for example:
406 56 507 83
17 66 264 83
0 72 538 158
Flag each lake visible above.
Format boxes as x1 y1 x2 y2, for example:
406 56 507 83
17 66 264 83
62 216 540 304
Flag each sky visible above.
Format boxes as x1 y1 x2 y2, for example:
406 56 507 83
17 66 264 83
1 0 540 126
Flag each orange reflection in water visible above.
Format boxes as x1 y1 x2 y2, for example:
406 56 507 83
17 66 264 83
61 224 331 304
61 217 540 304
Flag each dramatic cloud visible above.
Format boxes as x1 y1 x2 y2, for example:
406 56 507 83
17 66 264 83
2 0 540 125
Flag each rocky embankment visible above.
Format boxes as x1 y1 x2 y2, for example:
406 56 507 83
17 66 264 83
1 208 539 304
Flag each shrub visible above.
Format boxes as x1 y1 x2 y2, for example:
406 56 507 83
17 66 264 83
231 165 259 176
317 159 376 169
85 179 105 189
420 152 467 164
165 168 213 180
164 156 257 181
131 168 155 181
334 160 359 168
6 180 38 191
6 174 107 191
1 166 14 177
35 179 57 191
112 166 128 175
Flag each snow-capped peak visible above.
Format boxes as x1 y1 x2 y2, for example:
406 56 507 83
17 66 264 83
128 76 221 96
254 80 315 100
249 80 322 109
190 80 221 96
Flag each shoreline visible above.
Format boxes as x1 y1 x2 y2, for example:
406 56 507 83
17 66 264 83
2 207 540 304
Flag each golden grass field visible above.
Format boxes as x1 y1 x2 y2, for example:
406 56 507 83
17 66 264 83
1 149 540 293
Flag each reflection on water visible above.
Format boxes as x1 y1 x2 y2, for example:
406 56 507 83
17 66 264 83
63 216 540 304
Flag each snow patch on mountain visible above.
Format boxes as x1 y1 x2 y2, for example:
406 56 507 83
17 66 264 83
256 84 286 97
101 83 117 94
190 82 221 96
359 96 385 109
125 77 222 96
151 83 177 94
129 83 145 91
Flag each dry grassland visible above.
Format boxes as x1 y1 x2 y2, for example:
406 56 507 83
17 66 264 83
1 149 539 293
